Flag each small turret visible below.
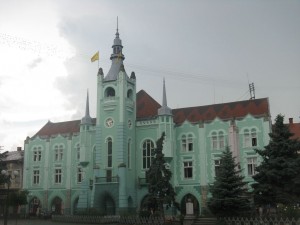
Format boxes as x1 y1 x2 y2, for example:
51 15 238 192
81 91 92 125
158 78 172 116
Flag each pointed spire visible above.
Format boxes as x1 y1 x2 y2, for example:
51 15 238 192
158 78 172 116
105 17 127 81
116 16 119 38
81 90 92 125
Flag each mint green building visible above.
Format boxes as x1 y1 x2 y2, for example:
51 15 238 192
23 28 271 216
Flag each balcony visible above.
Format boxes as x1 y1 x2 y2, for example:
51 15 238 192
95 176 119 184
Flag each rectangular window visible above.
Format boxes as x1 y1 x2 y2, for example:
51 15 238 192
55 169 62 184
214 160 221 177
33 170 40 185
183 161 193 179
252 137 257 146
247 157 257 176
77 168 83 183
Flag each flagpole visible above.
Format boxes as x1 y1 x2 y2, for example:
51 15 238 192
98 50 99 69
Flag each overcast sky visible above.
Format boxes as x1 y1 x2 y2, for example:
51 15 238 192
0 0 299 151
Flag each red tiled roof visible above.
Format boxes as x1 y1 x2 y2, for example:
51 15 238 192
33 91 269 138
136 89 161 119
173 98 270 124
34 120 82 137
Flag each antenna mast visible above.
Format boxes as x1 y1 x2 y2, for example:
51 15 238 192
249 82 255 100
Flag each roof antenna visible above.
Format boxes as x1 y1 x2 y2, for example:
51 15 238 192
247 73 255 100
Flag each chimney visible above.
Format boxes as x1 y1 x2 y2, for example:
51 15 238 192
17 147 22 151
289 118 293 124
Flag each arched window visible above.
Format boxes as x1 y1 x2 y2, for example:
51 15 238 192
218 131 225 149
211 132 218 149
33 146 42 161
107 137 112 167
181 134 194 152
93 147 96 167
211 131 226 150
76 144 80 161
127 89 133 99
244 129 250 147
106 87 115 97
251 128 257 146
142 139 154 169
128 139 131 169
54 144 63 161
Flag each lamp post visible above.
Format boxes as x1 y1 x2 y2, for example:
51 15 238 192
1 170 18 225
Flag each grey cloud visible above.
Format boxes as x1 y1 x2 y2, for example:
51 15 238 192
27 57 43 69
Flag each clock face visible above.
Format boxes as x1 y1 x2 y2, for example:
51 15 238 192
105 118 114 128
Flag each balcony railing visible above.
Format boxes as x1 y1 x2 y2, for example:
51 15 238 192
95 176 119 184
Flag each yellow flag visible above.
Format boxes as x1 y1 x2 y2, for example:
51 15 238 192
91 51 99 62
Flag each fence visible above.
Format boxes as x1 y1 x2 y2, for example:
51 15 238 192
52 215 120 224
223 217 300 225
119 216 165 224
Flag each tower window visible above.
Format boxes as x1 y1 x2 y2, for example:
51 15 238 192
107 137 112 168
105 87 115 97
127 89 133 99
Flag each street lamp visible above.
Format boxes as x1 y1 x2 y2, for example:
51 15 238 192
1 170 18 225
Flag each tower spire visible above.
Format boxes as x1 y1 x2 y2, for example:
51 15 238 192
105 17 126 81
116 16 119 38
158 78 172 116
81 90 92 124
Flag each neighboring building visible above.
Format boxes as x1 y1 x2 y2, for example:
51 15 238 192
0 147 24 216
287 117 300 140
22 27 272 216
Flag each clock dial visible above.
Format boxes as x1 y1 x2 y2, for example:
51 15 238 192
105 118 114 127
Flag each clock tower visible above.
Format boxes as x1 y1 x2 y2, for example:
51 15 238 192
92 24 137 214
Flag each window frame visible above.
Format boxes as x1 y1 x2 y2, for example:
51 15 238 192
54 168 62 184
142 139 155 169
183 161 193 179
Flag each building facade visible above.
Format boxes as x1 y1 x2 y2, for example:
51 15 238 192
0 147 24 216
23 28 272 216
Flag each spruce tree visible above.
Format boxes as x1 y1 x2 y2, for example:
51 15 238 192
208 147 250 217
146 132 179 216
252 114 300 206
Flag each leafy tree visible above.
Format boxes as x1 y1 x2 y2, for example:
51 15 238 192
252 114 300 206
146 132 179 216
208 147 251 217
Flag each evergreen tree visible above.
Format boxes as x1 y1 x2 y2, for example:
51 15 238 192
146 132 179 215
208 147 251 217
252 114 300 206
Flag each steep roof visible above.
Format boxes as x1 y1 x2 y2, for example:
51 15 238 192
136 90 161 119
32 92 269 138
34 120 83 137
173 98 270 124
